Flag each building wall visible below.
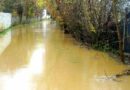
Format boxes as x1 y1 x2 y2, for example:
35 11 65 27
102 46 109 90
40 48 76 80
0 12 12 32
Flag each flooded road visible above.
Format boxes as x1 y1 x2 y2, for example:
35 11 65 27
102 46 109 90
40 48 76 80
0 20 130 90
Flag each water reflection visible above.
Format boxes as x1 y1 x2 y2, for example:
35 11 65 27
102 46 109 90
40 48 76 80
29 46 46 75
42 20 51 38
0 22 46 90
0 30 11 55
0 45 46 90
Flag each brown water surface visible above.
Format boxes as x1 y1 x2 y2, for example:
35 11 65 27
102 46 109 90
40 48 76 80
0 20 130 90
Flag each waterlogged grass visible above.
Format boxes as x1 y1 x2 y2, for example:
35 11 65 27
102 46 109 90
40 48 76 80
0 28 11 36
0 19 45 35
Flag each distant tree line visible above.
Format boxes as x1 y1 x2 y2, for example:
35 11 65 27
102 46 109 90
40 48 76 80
0 0 45 23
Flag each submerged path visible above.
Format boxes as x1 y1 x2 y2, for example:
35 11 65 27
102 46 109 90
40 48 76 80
0 20 130 90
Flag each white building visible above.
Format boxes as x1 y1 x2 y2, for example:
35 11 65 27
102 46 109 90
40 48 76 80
42 9 50 19
0 12 12 31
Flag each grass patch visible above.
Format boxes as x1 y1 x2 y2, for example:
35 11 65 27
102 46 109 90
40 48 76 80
0 27 12 36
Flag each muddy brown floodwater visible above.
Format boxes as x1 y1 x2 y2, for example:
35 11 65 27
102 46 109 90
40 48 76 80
0 20 130 90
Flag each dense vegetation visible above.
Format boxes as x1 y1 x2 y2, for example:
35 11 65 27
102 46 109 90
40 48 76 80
45 0 130 63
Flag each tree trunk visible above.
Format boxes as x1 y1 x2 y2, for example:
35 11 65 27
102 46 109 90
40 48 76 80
112 0 124 63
